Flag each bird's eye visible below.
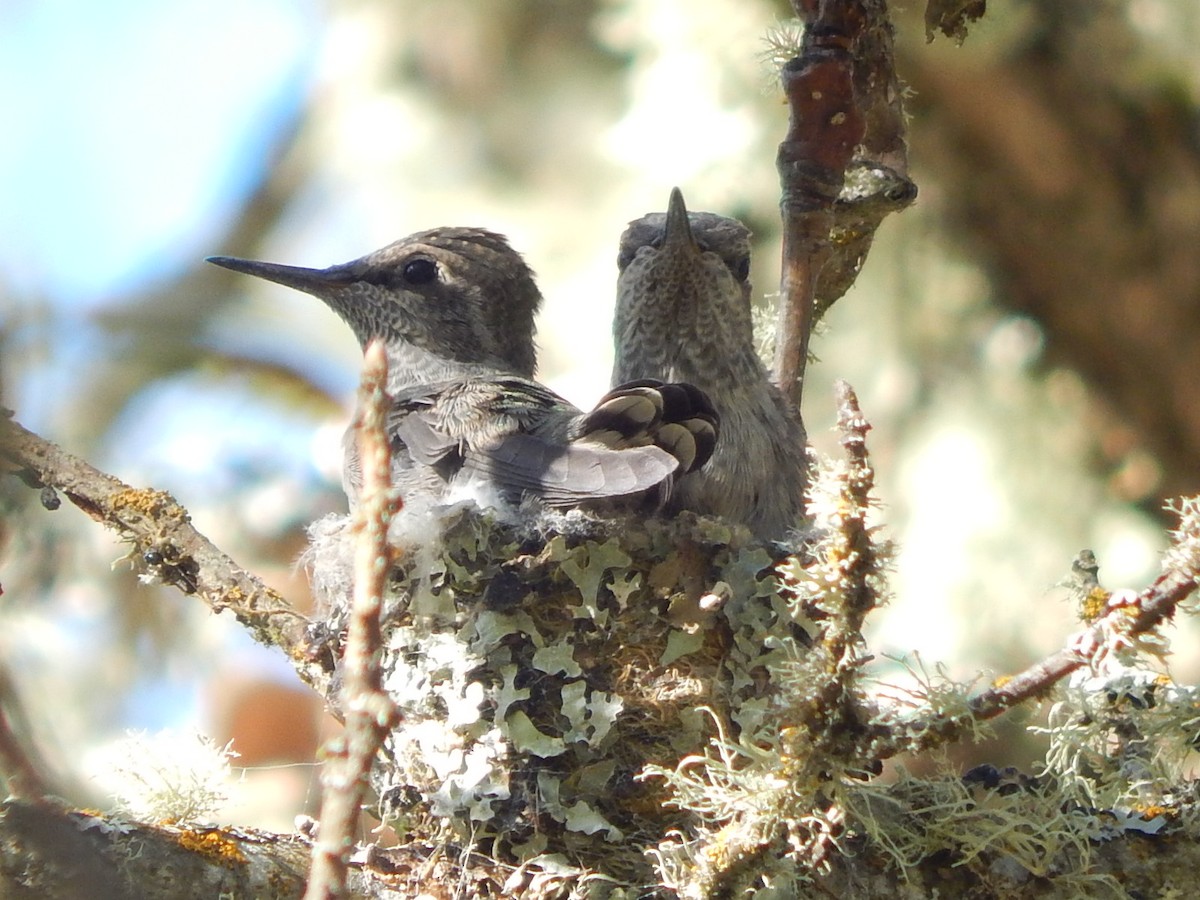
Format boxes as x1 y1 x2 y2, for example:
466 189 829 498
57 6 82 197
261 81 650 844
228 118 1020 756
402 257 438 285
731 256 751 282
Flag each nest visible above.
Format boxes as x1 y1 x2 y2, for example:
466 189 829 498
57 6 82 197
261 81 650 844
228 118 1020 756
330 507 819 883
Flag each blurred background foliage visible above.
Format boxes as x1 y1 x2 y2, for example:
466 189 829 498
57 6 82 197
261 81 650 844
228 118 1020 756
1 0 1198 829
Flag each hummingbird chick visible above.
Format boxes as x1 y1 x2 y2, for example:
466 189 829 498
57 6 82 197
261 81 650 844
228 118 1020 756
208 228 716 514
613 188 807 540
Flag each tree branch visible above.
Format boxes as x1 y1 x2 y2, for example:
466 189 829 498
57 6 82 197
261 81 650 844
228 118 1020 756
885 555 1200 760
773 0 915 408
0 410 333 697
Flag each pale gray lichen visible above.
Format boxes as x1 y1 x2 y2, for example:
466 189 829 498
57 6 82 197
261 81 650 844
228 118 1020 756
1038 665 1200 814
1164 496 1200 583
310 463 1200 897
843 762 1117 893
86 729 240 825
307 498 819 884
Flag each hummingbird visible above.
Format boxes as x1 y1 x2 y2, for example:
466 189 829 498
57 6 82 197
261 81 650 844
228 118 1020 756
209 227 716 514
613 188 807 539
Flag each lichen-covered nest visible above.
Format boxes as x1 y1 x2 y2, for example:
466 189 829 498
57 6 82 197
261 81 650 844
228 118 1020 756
313 506 817 883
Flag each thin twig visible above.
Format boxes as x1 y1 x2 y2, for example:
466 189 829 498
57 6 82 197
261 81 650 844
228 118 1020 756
831 380 877 631
789 381 882 760
886 566 1199 759
812 381 879 696
970 568 1197 720
0 411 330 694
303 341 401 900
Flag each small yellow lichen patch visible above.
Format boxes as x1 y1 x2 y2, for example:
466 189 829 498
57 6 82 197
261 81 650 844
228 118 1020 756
1079 586 1111 622
176 828 247 866
1132 803 1177 821
111 488 190 523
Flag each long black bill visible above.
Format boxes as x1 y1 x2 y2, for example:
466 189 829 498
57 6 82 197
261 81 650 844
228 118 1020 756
662 187 698 253
206 256 353 293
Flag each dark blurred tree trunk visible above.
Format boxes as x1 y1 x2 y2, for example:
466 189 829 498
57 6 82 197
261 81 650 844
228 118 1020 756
902 3 1200 513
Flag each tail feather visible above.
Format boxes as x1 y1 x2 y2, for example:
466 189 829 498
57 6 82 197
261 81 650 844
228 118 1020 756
578 379 719 474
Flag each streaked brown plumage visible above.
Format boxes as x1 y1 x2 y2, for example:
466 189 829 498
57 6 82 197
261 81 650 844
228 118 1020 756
613 188 807 539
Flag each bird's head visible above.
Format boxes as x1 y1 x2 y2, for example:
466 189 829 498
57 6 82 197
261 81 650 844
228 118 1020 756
208 227 542 377
616 187 753 323
612 188 759 387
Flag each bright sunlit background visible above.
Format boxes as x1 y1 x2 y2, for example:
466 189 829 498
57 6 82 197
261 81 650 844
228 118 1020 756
1 0 1192 829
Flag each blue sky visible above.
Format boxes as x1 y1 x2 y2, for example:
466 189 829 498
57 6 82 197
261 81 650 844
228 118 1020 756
1 0 330 740
1 0 334 490
0 0 317 307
